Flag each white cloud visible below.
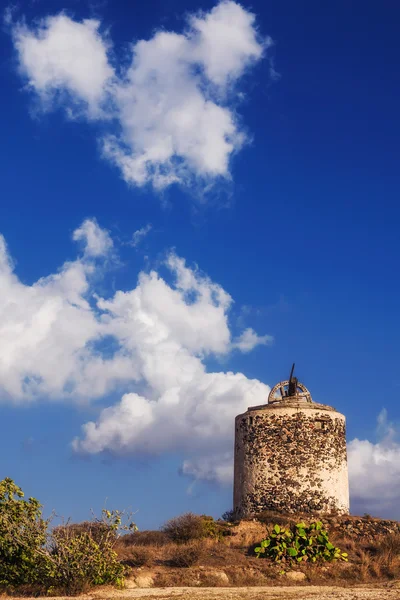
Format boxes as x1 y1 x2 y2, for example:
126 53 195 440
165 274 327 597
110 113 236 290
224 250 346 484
0 219 133 401
0 220 270 483
73 218 113 257
232 327 273 352
182 452 234 486
130 224 152 248
11 2 269 190
189 0 267 87
73 372 269 484
348 409 400 517
8 220 400 499
12 14 114 117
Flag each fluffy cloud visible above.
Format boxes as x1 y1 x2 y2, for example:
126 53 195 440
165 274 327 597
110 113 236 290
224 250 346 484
0 219 133 401
72 218 113 257
12 15 113 117
73 373 268 481
11 2 269 190
348 409 400 517
0 220 270 482
4 221 400 498
232 327 273 353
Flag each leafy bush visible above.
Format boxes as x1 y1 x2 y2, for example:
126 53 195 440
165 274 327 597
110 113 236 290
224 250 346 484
0 477 49 587
162 513 232 543
0 478 136 595
162 513 205 543
255 521 348 563
54 520 115 545
200 515 233 540
47 514 127 594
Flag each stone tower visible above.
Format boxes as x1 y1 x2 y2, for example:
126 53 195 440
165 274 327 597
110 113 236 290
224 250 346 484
233 367 349 517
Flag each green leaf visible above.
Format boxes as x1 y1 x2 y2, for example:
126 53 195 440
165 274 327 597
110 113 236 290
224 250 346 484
326 542 334 550
274 524 281 534
287 548 298 557
297 529 306 537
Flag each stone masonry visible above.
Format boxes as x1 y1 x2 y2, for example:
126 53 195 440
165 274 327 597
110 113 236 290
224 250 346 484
233 382 350 518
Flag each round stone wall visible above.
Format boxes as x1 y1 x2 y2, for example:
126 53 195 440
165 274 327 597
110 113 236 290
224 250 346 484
233 400 349 518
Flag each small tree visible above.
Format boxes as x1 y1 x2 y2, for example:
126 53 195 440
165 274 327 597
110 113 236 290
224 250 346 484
0 478 137 594
47 509 135 594
0 477 49 587
48 516 123 594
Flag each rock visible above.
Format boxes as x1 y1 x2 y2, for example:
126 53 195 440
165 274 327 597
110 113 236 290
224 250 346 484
135 573 155 588
200 570 230 585
285 570 307 582
212 571 229 584
124 578 138 589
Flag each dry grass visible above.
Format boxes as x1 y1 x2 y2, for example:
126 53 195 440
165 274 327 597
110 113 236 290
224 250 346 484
161 513 206 543
6 513 400 596
116 545 154 568
166 541 205 567
226 521 268 550
224 566 276 586
323 531 400 583
114 516 400 589
117 530 169 547
153 569 200 587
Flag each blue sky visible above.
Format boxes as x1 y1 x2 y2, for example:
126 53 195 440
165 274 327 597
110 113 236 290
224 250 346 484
1 0 400 528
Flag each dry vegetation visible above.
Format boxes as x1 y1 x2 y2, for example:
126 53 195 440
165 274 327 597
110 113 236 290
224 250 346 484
3 486 400 597
111 512 400 589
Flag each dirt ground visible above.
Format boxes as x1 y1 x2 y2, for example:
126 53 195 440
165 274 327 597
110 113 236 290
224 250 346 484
6 586 400 600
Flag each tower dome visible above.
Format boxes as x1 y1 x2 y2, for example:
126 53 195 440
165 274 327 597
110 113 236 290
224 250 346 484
233 365 349 517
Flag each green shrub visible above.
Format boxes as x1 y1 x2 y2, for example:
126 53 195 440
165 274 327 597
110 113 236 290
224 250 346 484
0 477 49 587
255 521 348 563
54 520 115 545
162 513 232 543
48 526 125 594
0 478 136 595
162 513 205 542
200 515 233 540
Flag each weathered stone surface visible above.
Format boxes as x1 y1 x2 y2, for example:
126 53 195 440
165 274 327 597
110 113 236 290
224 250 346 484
324 515 400 540
233 398 349 517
